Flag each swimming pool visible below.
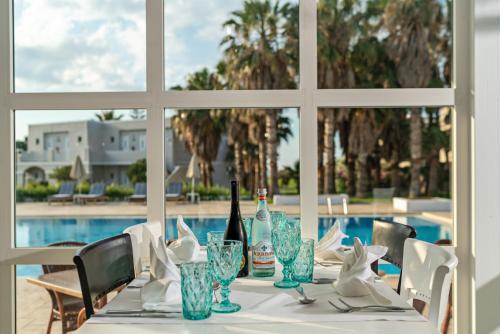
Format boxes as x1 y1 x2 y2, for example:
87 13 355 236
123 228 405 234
16 216 451 276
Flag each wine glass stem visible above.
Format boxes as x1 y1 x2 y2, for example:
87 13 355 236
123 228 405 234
220 285 231 305
283 264 292 282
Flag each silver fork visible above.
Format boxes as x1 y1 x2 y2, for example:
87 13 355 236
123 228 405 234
338 298 414 311
328 299 407 313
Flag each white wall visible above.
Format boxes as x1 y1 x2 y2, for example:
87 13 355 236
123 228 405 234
474 0 500 333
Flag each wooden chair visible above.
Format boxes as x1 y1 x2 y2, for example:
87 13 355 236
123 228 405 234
42 241 86 334
73 234 135 319
401 238 457 330
371 219 416 293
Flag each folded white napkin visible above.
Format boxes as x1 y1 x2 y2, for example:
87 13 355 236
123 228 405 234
167 216 201 263
333 237 390 305
315 220 348 261
141 236 182 312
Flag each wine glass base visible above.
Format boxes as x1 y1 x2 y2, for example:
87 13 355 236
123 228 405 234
212 302 241 313
274 279 299 288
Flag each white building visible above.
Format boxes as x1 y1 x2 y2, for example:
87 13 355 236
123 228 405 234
16 118 229 186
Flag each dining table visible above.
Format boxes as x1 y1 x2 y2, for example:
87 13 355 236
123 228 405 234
26 269 82 299
75 263 440 334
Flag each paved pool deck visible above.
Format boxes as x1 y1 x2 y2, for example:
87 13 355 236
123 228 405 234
15 201 453 224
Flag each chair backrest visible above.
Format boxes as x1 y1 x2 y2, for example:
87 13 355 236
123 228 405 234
42 241 87 311
401 238 457 329
371 219 416 293
134 182 147 195
123 221 162 274
73 234 135 319
167 182 182 195
59 182 75 195
89 183 105 195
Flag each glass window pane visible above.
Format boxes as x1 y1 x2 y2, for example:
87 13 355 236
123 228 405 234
13 0 146 92
164 108 300 244
164 0 299 90
317 0 452 88
317 107 453 286
15 109 147 247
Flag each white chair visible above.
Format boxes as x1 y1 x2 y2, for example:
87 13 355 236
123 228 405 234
123 221 162 274
400 238 458 329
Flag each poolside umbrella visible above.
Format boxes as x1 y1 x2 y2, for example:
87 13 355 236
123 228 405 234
186 155 200 203
70 155 86 194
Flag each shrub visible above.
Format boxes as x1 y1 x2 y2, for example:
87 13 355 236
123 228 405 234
105 183 134 200
16 183 59 202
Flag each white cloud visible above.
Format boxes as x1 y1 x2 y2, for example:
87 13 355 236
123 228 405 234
14 0 146 92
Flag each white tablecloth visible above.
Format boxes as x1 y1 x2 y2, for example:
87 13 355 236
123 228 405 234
79 266 437 333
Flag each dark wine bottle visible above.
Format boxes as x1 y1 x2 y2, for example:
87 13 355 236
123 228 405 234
224 179 249 277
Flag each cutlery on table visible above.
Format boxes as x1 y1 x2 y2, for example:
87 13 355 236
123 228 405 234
93 312 180 319
105 309 181 315
312 278 336 284
338 298 414 311
295 286 316 304
328 300 408 313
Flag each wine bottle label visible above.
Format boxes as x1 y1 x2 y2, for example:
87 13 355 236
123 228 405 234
252 241 275 269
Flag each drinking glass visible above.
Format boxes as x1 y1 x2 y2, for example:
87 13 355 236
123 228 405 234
271 218 301 288
269 211 287 229
292 238 315 283
207 240 243 313
207 231 225 244
181 262 213 320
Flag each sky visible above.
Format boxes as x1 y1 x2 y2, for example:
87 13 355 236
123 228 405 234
13 0 300 169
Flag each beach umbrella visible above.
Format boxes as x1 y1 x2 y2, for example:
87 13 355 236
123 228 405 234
70 155 86 194
186 155 200 203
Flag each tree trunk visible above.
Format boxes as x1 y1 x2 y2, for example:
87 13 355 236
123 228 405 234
355 153 370 198
317 119 325 194
265 111 279 196
390 150 401 195
201 161 208 187
427 149 439 196
258 139 267 189
233 142 243 185
409 108 422 198
347 155 356 196
253 160 260 196
323 110 336 194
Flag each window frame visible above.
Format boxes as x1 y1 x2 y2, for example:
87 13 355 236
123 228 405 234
0 0 472 333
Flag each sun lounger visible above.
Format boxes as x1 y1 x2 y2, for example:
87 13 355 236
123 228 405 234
165 182 184 201
74 183 108 205
128 182 147 203
48 182 75 205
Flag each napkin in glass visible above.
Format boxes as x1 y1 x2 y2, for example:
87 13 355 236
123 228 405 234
141 235 182 312
333 237 390 305
167 215 201 263
315 220 348 261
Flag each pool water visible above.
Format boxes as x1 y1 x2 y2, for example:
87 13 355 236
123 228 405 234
16 216 451 277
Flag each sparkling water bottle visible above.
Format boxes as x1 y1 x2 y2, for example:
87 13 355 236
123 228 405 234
251 188 275 277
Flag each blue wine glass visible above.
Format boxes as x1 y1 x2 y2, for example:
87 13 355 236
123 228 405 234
271 218 301 288
207 240 243 313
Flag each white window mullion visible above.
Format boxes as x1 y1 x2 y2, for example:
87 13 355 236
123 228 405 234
146 0 165 229
0 0 14 331
299 0 318 240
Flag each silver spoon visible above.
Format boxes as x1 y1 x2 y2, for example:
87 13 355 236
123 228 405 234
295 286 316 304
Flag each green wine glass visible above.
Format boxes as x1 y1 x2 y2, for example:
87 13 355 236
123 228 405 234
271 218 301 288
207 240 243 313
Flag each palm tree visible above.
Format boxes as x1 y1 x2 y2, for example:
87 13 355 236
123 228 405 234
348 109 377 197
171 69 226 186
317 0 360 194
95 110 123 121
383 0 443 198
221 0 296 196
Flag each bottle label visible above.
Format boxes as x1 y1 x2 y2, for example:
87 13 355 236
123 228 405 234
255 209 268 222
252 241 275 269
